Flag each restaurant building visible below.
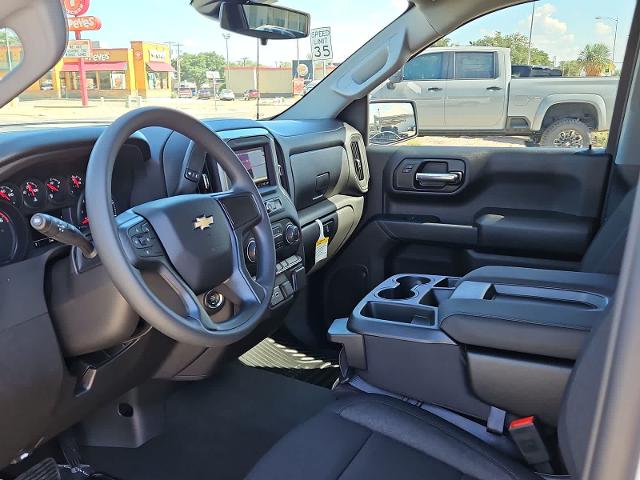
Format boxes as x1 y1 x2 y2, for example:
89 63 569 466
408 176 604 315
13 41 175 100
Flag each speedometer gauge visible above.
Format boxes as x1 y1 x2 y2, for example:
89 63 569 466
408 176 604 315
0 211 17 264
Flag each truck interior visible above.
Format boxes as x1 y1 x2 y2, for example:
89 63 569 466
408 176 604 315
2 0 640 479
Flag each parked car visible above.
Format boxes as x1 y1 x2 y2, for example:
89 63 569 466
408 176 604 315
243 88 259 100
373 46 619 147
178 87 194 98
219 89 236 101
197 88 212 99
302 80 320 95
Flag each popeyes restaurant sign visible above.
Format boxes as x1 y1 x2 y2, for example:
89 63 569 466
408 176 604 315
63 0 101 31
67 16 101 31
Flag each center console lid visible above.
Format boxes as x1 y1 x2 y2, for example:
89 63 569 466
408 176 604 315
439 267 617 360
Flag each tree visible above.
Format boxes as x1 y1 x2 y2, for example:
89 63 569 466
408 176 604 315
559 60 583 77
0 29 20 46
578 43 612 76
470 32 551 66
433 37 453 47
173 51 226 88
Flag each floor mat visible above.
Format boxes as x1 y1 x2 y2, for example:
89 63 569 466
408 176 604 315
81 362 335 480
239 337 340 388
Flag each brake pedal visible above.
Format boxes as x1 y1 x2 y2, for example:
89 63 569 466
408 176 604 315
15 458 60 480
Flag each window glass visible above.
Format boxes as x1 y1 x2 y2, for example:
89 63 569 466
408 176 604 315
371 0 634 149
454 52 496 79
403 53 445 80
0 28 22 80
0 1 406 130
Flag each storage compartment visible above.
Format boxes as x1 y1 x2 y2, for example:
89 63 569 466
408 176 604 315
433 277 460 288
420 288 455 307
362 301 436 327
377 275 431 300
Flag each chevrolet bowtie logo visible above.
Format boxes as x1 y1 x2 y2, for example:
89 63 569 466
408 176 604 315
193 215 214 231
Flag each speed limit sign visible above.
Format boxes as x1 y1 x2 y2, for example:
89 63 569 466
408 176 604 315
310 27 333 61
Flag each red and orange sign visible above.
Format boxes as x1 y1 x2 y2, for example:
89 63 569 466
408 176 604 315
67 16 101 31
62 0 90 17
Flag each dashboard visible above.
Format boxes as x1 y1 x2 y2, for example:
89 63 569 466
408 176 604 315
0 117 369 468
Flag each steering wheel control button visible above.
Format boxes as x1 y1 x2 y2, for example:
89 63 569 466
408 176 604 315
128 222 162 257
204 290 225 313
270 286 284 306
184 168 201 183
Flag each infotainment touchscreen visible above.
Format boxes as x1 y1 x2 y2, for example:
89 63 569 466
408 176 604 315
235 146 270 187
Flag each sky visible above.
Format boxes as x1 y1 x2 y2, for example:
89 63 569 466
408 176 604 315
75 0 635 66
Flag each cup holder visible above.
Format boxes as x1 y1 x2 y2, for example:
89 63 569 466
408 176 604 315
377 275 431 300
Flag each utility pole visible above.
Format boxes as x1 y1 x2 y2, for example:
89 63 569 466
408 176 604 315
167 41 183 90
4 28 12 72
256 38 260 120
222 33 230 89
527 1 536 66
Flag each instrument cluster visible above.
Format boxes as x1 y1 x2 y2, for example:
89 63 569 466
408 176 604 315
0 171 92 266
0 174 84 211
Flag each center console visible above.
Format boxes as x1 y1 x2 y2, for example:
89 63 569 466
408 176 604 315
329 267 617 425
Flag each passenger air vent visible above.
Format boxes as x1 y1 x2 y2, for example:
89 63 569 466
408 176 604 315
350 139 365 181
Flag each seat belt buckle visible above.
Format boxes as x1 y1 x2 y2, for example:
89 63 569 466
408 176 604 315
508 416 553 474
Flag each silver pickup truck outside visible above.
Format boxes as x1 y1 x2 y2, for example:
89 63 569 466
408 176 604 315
372 46 619 147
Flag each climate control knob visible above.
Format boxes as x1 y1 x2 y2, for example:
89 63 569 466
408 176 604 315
246 239 257 263
284 223 300 245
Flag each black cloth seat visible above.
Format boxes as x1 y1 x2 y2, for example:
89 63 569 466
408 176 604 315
246 394 540 480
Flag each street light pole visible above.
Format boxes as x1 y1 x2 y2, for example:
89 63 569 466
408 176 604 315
222 33 230 89
527 1 536 66
595 16 620 65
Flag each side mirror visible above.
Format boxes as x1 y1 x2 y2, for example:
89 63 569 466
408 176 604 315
369 100 418 145
386 69 403 89
219 2 310 41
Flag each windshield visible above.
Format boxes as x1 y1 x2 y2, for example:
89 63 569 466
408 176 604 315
0 0 406 131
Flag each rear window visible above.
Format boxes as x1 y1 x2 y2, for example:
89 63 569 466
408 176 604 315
454 52 496 79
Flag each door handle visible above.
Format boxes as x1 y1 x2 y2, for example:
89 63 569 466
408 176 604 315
486 86 502 91
415 172 463 186
427 87 443 92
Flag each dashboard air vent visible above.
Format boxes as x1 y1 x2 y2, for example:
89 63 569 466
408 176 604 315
350 139 365 181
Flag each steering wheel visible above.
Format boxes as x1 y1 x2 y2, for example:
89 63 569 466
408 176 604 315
85 107 275 347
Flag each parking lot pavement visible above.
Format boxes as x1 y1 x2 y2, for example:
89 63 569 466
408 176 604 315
0 97 298 125
404 135 527 148
0 97 531 148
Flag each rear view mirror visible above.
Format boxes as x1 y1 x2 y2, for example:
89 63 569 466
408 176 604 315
219 2 310 41
369 101 418 145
